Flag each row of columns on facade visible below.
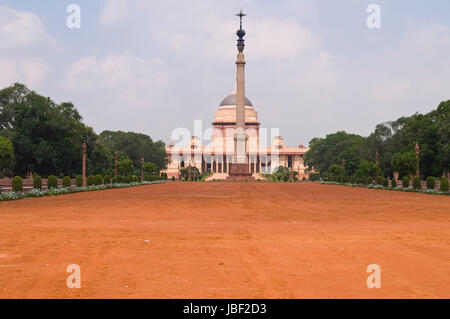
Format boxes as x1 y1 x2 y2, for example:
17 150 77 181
181 158 303 175
82 141 146 186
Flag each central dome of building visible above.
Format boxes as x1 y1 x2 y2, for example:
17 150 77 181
213 92 259 126
219 92 253 107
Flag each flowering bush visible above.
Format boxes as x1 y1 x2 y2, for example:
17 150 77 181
1 180 166 202
1 191 22 201
26 188 45 198
319 179 448 196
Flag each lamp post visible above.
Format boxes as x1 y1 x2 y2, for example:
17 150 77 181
82 141 87 186
375 149 379 179
114 150 118 178
415 142 420 178
141 156 144 182
342 158 346 178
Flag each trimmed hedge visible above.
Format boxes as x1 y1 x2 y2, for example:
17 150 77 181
33 175 42 190
47 175 58 189
12 176 23 192
62 176 71 188
104 175 111 184
1 180 166 202
441 177 449 192
413 177 421 190
376 176 383 185
382 177 389 187
426 176 435 190
94 174 103 186
144 175 163 182
87 175 95 186
75 175 83 187
402 176 410 188
361 176 368 185
123 175 133 184
391 178 397 188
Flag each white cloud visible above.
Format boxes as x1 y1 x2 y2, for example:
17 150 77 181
0 57 52 88
2 1 449 147
0 6 54 89
65 52 169 110
99 0 130 24
0 6 55 50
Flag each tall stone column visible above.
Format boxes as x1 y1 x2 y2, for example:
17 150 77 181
82 141 87 186
227 10 253 180
234 48 247 164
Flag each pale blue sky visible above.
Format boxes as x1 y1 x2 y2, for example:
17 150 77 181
1 0 449 146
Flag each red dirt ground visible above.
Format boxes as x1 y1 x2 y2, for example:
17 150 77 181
0 182 449 299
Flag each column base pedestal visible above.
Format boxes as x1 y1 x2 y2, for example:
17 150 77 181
226 163 254 181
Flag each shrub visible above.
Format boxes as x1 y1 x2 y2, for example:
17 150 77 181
47 175 58 189
440 177 449 192
391 178 397 188
426 176 435 190
172 176 175 181
94 174 103 185
62 176 71 188
382 177 389 187
376 176 383 185
75 175 83 187
104 175 111 184
413 177 421 190
115 176 123 183
33 175 42 190
161 173 168 180
361 176 368 185
123 175 133 183
12 176 23 192
86 175 95 186
402 176 410 188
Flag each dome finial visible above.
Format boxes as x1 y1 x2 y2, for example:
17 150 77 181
235 10 246 52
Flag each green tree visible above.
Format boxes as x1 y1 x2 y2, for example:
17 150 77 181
0 136 14 176
391 152 417 177
180 166 201 181
354 161 379 178
329 164 344 177
305 131 366 177
97 130 167 170
142 162 159 175
0 84 89 176
116 158 134 176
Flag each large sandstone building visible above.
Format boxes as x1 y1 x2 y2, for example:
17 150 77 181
164 12 309 180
